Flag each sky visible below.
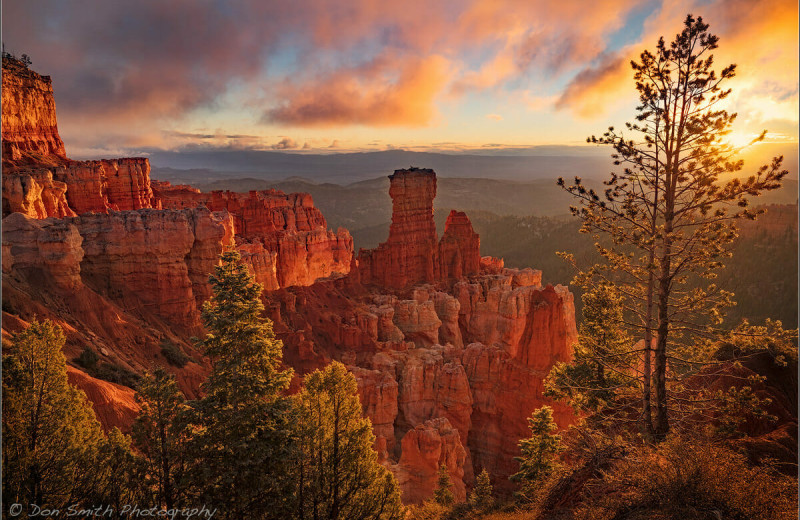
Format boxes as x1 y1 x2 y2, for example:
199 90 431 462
3 0 798 158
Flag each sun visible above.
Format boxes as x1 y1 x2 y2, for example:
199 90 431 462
725 130 760 149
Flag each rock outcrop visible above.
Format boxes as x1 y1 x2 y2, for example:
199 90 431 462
153 182 355 290
357 169 483 291
393 418 468 504
3 208 234 332
439 210 480 281
358 168 440 290
2 169 75 219
1 56 67 167
54 158 159 214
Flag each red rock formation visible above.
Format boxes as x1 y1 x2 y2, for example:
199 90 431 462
2 57 581 504
151 180 204 208
393 418 467 504
1 56 67 167
358 168 440 289
358 169 484 291
2 169 75 219
3 208 233 332
351 365 400 455
155 183 355 289
52 158 159 214
439 210 480 280
67 366 140 433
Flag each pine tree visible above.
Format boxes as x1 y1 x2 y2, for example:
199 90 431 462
132 367 190 510
433 464 455 506
468 469 494 513
510 406 562 499
93 427 146 512
546 283 639 426
558 14 787 437
2 320 107 512
293 361 402 520
186 250 296 519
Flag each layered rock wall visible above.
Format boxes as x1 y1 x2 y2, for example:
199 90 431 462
2 169 75 219
1 56 67 167
3 208 234 332
156 183 354 289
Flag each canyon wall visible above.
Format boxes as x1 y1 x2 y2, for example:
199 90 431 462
1 56 67 167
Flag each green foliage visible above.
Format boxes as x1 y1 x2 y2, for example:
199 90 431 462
434 464 455 506
91 361 142 389
185 250 296 519
292 361 402 520
93 427 147 511
406 500 449 520
510 406 562 499
2 320 110 511
694 319 797 438
199 250 292 397
76 346 100 369
75 346 141 389
574 435 797 520
468 469 495 513
546 284 638 424
160 339 191 368
132 367 191 510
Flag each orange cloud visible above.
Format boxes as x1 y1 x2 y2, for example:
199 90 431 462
554 0 799 128
555 51 633 118
264 54 450 127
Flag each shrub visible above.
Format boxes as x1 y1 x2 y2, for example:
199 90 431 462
75 347 100 369
160 340 190 368
574 435 797 520
91 362 141 389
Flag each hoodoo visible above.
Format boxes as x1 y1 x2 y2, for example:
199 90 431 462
357 168 482 290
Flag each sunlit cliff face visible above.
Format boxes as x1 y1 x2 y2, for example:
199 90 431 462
2 0 797 155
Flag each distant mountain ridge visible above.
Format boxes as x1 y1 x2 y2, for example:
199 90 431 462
148 143 798 185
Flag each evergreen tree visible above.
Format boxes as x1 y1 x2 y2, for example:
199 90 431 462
93 427 147 513
510 406 562 499
186 250 296 519
433 464 455 506
293 361 402 520
468 469 494 513
546 284 638 426
2 320 107 512
558 14 787 437
132 367 190 510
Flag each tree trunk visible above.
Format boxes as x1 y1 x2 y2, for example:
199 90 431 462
642 267 655 435
654 234 672 439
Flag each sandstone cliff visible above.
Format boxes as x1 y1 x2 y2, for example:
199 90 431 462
2 56 67 167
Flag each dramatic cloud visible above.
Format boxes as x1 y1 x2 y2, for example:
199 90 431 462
264 54 450 127
554 0 799 123
555 52 632 117
3 0 796 152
